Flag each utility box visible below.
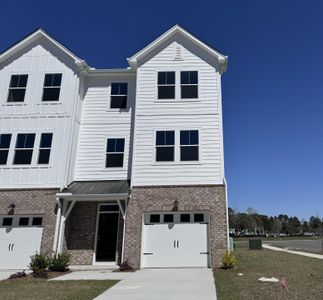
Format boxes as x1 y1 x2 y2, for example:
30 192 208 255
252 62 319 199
249 238 262 250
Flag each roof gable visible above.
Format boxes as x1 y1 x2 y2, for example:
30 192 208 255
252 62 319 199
128 24 228 72
0 28 89 71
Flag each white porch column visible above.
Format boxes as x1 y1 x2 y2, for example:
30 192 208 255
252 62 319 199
57 199 67 253
52 197 62 255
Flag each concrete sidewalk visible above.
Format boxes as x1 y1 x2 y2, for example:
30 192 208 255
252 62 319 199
263 244 323 259
94 268 216 300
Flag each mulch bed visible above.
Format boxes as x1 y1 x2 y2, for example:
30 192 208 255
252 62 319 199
6 270 71 281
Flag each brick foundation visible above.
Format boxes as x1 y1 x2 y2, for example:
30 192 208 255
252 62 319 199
0 189 58 254
123 185 228 268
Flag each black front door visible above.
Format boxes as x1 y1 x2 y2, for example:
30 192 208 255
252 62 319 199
96 213 119 262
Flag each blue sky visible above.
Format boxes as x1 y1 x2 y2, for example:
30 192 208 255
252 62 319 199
1 1 322 220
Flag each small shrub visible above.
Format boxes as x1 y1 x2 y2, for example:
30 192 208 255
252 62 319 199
119 260 133 271
221 250 237 269
29 253 49 277
49 252 71 272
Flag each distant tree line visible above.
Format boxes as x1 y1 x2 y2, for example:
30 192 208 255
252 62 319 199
229 207 323 236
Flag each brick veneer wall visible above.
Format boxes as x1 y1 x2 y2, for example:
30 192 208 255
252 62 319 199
123 185 228 268
0 189 58 254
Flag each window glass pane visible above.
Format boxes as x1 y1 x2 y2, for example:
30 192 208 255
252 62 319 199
115 139 125 152
100 205 119 212
165 131 174 145
106 153 124 167
156 147 174 161
13 150 33 164
180 131 190 145
0 150 9 165
32 217 43 226
180 214 190 222
190 71 198 84
110 96 127 108
181 146 199 161
52 74 62 86
0 134 11 148
40 133 53 148
2 217 13 226
111 83 120 95
190 131 199 145
158 86 175 99
44 74 53 86
166 72 175 84
164 214 174 223
38 149 51 164
8 89 26 102
158 72 166 85
107 139 115 152
16 134 35 148
10 75 20 87
119 83 128 95
156 131 165 146
19 217 29 226
42 88 60 101
150 214 160 223
181 85 198 99
194 213 204 222
181 71 190 84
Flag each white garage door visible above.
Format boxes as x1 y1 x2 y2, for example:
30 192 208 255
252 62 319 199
142 212 209 268
0 215 43 269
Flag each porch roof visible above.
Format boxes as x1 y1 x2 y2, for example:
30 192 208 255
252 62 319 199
58 180 130 199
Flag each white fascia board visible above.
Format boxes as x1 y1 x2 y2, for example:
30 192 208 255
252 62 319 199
87 68 136 76
128 24 228 70
0 29 88 71
56 193 129 200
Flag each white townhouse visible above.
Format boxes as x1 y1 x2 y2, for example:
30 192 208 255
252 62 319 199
0 25 229 270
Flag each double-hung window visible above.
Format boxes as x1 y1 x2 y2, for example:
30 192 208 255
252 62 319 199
0 134 12 165
38 133 53 164
42 73 62 101
155 131 175 162
110 83 128 108
106 138 125 168
181 71 198 99
180 130 199 161
13 133 35 164
7 75 28 102
157 72 175 99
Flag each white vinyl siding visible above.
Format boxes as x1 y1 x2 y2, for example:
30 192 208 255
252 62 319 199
132 40 224 186
0 39 80 188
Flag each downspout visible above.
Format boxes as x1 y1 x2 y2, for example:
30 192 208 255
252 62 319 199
52 196 62 255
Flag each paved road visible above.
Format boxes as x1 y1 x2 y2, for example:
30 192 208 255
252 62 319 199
94 268 216 300
267 239 323 253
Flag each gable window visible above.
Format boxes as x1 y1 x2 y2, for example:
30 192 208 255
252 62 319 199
110 83 128 108
13 133 35 165
42 73 62 101
155 131 175 162
0 134 12 165
106 138 125 168
181 71 198 99
157 72 175 99
180 130 199 161
38 133 53 164
7 74 28 102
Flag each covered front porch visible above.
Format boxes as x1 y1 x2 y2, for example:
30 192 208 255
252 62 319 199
53 180 129 265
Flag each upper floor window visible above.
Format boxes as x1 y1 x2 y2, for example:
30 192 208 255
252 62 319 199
181 71 198 99
157 72 175 99
38 133 53 164
7 75 28 102
106 138 125 168
180 130 199 161
156 131 175 162
13 133 35 165
42 73 62 101
0 134 12 165
110 83 128 109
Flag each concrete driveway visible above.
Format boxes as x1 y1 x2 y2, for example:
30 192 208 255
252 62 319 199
94 268 216 300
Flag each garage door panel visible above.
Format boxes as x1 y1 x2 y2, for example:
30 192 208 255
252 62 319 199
142 213 209 268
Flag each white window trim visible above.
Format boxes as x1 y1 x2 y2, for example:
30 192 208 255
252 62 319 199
105 137 126 169
6 73 29 104
151 129 202 165
37 133 53 165
41 73 63 102
109 82 129 109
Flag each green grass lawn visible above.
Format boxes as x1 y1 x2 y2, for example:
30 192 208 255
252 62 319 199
214 245 323 300
0 279 118 300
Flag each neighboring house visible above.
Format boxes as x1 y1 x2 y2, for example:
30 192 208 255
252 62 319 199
0 25 229 269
